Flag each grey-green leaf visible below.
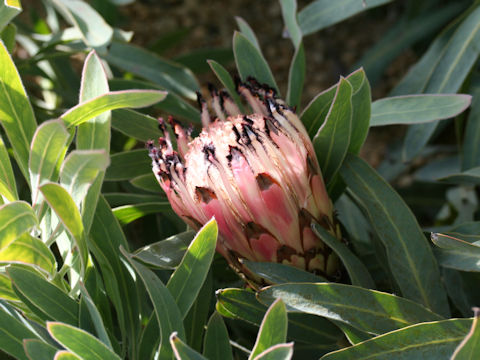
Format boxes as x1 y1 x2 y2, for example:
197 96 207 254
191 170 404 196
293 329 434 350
203 312 233 360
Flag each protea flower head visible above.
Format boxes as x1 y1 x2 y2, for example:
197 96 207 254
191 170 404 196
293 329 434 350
148 78 341 279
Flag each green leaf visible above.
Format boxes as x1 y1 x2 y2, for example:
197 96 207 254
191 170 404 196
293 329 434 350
61 90 166 128
138 312 160 360
39 183 88 272
208 60 245 111
280 0 302 49
50 0 113 48
451 308 480 359
0 201 37 250
339 154 450 317
8 266 78 325
0 39 37 181
175 47 233 74
109 78 200 122
76 51 111 233
402 6 480 161
54 351 82 360
0 300 40 360
1 23 16 53
47 322 121 360
111 109 162 142
113 202 171 226
439 167 480 184
23 339 58 360
242 260 327 283
311 222 375 288
286 43 305 109
257 283 443 336
462 83 480 170
313 77 352 183
170 332 208 360
250 299 287 360
0 134 17 201
167 219 218 317
233 32 279 93
203 312 233 360
29 120 71 212
104 192 165 207
134 231 194 269
321 318 471 360
105 149 151 181
130 173 161 193
60 150 110 208
0 0 21 32
298 0 392 35
105 41 199 99
122 252 185 360
184 273 212 352
431 233 480 272
371 94 471 126
235 16 261 51
78 285 112 350
0 233 55 274
301 84 337 138
253 343 293 360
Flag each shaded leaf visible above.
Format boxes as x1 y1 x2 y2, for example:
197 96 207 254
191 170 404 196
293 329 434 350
0 0 22 31
105 149 151 181
0 134 17 201
242 260 326 283
203 312 233 360
23 339 58 360
253 343 293 360
451 308 480 359
170 332 208 360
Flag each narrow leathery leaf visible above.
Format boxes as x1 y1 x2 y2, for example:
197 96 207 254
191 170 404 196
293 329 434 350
313 77 352 183
250 299 287 360
1 23 17 53
235 16 261 51
8 266 78 325
60 90 166 128
0 233 55 274
0 301 40 360
122 250 185 359
79 285 112 349
402 6 480 161
280 0 302 49
185 273 212 352
439 167 480 184
334 321 372 345
298 0 392 35
0 0 22 31
109 79 200 122
371 94 471 126
23 339 58 360
301 84 336 138
47 322 121 360
105 149 151 181
203 312 233 360
0 40 37 181
60 150 110 208
451 308 480 359
462 84 480 170
104 193 165 207
286 43 305 109
105 42 199 99
76 51 110 232
39 183 88 272
431 233 480 272
29 120 70 211
138 312 160 360
54 351 81 360
0 134 17 200
208 60 245 111
0 272 17 301
0 201 37 250
134 231 194 269
88 196 137 351
113 202 172 226
242 260 327 283
321 318 472 360
130 173 162 193
170 332 208 360
253 343 293 360
216 288 342 344
111 109 162 142
0 178 16 203
346 68 371 154
167 219 218 317
233 31 279 93
257 283 444 335
339 154 450 316
51 0 113 48
312 222 375 288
